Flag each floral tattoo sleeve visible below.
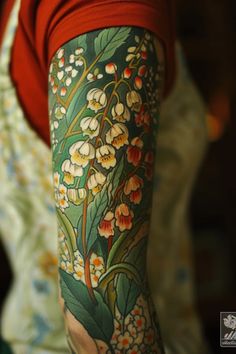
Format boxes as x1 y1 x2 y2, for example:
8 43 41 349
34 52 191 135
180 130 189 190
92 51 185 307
48 27 165 354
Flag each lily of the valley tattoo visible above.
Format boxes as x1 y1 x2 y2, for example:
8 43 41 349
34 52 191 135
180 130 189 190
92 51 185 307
49 27 164 354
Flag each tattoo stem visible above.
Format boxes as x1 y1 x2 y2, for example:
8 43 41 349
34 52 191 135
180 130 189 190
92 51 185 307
66 29 125 108
84 251 96 302
110 164 140 209
81 192 97 302
65 52 104 107
65 104 87 138
103 80 116 91
56 93 65 106
104 117 113 126
108 235 113 254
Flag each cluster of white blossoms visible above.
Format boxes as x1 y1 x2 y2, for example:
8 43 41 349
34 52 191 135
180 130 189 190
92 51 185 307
50 117 59 149
53 170 86 210
50 105 67 150
113 306 156 353
60 236 105 288
71 250 105 288
53 165 108 210
50 39 150 179
62 86 144 174
59 222 104 288
49 47 84 97
87 68 103 82
52 83 150 215
69 47 84 67
53 172 69 210
97 298 157 354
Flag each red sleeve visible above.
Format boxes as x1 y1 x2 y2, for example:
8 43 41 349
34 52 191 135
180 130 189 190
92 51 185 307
6 0 176 147
35 0 176 97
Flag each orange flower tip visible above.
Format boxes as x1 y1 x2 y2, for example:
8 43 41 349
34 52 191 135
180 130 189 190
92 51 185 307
134 77 143 90
59 57 65 65
123 67 132 79
145 151 154 164
141 51 147 60
138 65 147 77
52 85 58 94
131 137 143 148
60 87 67 96
105 63 118 74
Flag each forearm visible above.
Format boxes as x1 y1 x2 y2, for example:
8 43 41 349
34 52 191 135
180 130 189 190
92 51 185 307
49 26 165 354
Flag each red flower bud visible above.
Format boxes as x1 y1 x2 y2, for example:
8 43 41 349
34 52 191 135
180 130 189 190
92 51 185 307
134 77 143 90
138 65 147 77
58 57 65 68
123 67 132 79
52 85 58 94
141 51 147 60
60 87 67 96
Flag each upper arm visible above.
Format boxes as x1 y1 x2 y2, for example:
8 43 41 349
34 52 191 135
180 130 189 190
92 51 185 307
48 26 165 353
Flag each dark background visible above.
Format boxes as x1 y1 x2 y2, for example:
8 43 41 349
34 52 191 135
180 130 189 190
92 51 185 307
177 0 236 353
0 1 236 353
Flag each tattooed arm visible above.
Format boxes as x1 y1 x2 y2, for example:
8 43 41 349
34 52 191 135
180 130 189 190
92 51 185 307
48 27 165 354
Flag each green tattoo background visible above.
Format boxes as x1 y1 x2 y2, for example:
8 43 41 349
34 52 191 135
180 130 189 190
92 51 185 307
48 26 165 354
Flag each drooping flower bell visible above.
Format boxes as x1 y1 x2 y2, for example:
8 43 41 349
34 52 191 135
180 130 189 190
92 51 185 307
67 188 87 206
87 88 107 113
106 123 129 149
98 211 115 238
96 144 117 169
115 203 134 231
111 103 130 123
126 90 142 112
127 137 143 166
124 175 143 204
61 159 83 185
87 172 106 195
69 141 95 167
80 116 100 138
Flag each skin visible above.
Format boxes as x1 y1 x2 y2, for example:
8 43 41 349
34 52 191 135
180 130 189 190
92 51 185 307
48 26 165 354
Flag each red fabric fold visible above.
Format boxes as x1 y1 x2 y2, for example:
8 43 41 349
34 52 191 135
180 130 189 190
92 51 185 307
0 0 176 146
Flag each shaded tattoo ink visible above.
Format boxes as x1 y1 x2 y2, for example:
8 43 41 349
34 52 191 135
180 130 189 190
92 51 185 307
48 26 165 354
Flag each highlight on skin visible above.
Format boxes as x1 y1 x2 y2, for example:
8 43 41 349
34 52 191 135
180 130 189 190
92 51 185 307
48 26 165 354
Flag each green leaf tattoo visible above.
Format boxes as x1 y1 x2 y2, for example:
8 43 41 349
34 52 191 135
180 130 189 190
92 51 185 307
60 268 114 343
49 26 165 353
95 27 131 62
